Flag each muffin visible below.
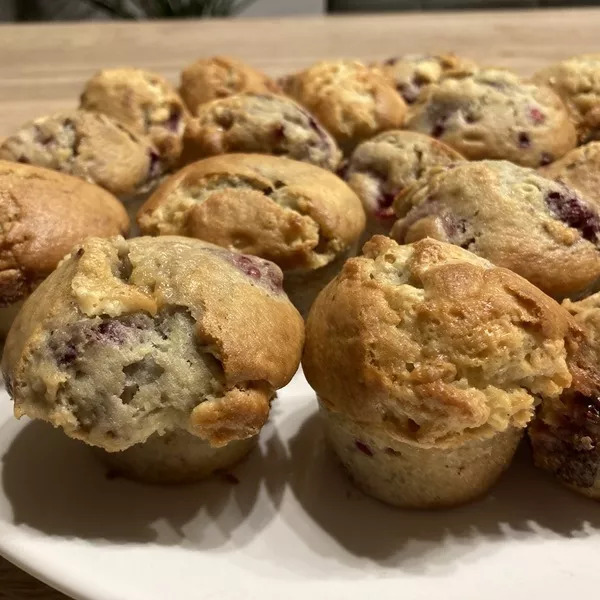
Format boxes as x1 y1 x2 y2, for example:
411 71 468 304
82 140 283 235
180 93 342 171
533 54 600 144
0 110 164 201
344 130 464 243
405 68 577 167
530 291 600 500
137 154 365 317
2 235 304 484
281 59 407 153
390 160 600 300
539 142 600 211
0 161 129 337
374 53 477 105
80 67 188 167
180 56 281 115
303 236 576 508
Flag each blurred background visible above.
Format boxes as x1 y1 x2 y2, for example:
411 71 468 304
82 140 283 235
0 0 597 21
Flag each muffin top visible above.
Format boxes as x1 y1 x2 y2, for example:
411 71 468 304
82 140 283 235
540 142 600 211
180 93 342 171
80 67 188 167
390 160 600 299
138 154 365 271
374 53 477 105
282 59 407 153
303 236 576 449
0 161 129 307
180 56 281 115
405 68 577 167
345 129 464 224
0 110 163 198
2 235 304 451
533 54 600 144
529 292 600 491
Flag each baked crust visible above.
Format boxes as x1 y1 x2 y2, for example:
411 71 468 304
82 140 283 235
180 93 342 171
0 110 161 197
138 153 365 271
2 235 304 451
390 160 600 299
80 68 188 166
0 160 129 306
180 55 281 115
406 68 577 167
282 59 407 153
303 236 576 449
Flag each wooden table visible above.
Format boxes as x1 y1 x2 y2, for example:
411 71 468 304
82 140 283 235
1 6 600 598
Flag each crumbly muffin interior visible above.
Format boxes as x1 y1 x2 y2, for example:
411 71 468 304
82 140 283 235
22 308 223 451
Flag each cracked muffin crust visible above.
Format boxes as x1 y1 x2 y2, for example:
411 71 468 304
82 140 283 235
390 160 600 299
0 110 164 198
138 154 365 316
303 236 576 507
80 67 188 167
2 235 304 482
405 68 577 167
374 53 477 105
0 161 129 336
530 291 600 500
180 93 342 171
281 59 408 153
344 130 464 242
539 142 600 211
533 54 600 144
179 56 281 115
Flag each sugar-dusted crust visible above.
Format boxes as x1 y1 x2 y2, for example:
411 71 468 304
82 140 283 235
0 160 129 307
406 69 576 167
80 68 188 166
540 142 600 211
282 59 407 153
373 53 477 105
303 236 576 449
533 54 600 143
390 160 600 299
180 55 281 115
180 93 342 171
0 110 162 197
138 153 364 271
2 235 304 451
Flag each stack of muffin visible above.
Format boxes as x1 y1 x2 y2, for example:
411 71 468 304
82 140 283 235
2 52 600 507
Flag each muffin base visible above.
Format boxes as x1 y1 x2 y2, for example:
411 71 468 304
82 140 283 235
284 244 357 318
321 405 522 508
96 429 257 484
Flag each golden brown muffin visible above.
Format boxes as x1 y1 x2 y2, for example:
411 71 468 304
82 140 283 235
2 235 304 484
533 54 600 144
180 55 281 115
390 160 600 300
530 291 600 501
137 154 365 316
405 68 577 167
303 236 576 508
180 93 342 171
0 110 163 199
344 130 464 243
374 53 477 105
0 161 129 337
539 142 600 211
282 59 408 153
80 68 188 167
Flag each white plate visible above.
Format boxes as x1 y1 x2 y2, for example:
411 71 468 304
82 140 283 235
1 369 600 600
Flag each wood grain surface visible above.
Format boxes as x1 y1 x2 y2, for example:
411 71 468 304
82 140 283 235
1 7 600 599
